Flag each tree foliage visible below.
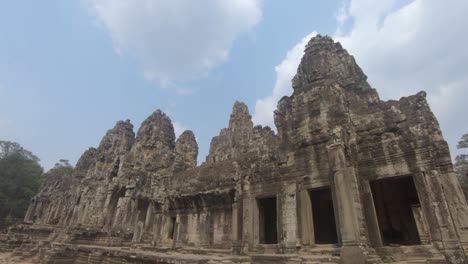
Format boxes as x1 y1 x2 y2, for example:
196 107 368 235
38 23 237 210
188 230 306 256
457 134 468 149
455 133 468 186
44 159 74 179
0 141 39 162
0 141 43 229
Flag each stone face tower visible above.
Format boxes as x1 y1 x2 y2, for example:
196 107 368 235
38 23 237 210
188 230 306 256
2 35 468 264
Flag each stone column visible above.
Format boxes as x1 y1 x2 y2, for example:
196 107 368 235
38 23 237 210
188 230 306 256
101 188 114 228
411 205 430 244
232 163 244 254
299 188 314 246
281 182 298 253
23 199 37 224
327 141 365 264
438 171 468 251
231 193 243 254
242 175 255 252
361 180 383 247
413 169 467 263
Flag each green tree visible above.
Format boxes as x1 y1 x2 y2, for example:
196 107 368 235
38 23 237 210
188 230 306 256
455 133 468 186
0 141 43 229
44 159 74 179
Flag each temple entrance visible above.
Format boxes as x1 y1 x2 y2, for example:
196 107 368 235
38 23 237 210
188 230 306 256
370 176 421 245
168 216 176 239
137 198 149 223
106 186 126 226
257 196 278 244
309 187 338 244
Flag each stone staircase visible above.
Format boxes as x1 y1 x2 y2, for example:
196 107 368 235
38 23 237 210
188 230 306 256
375 245 447 264
364 247 384 264
250 244 384 264
249 254 339 264
40 242 79 264
1 225 457 264
0 235 9 253
247 244 341 263
0 225 58 263
299 245 341 263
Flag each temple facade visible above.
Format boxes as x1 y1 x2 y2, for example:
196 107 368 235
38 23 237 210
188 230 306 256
2 35 468 264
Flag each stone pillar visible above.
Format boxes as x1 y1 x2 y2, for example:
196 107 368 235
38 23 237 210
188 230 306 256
101 188 114 228
247 192 257 250
231 193 243 254
232 163 244 254
439 171 468 251
413 169 467 263
299 189 314 245
24 199 37 224
242 174 257 252
327 141 365 264
145 203 153 231
411 205 430 244
361 180 383 247
281 182 298 253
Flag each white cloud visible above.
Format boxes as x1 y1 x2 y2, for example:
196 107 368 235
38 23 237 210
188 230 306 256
334 0 468 158
252 32 317 129
173 121 189 138
334 1 349 36
427 78 468 158
84 0 262 88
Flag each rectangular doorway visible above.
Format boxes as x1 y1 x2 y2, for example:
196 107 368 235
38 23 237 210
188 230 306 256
168 216 176 239
310 187 338 244
137 198 149 223
257 196 278 244
370 176 421 245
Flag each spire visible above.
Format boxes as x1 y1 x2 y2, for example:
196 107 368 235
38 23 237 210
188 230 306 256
292 35 371 91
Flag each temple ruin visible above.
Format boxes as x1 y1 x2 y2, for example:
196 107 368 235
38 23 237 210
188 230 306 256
1 35 468 263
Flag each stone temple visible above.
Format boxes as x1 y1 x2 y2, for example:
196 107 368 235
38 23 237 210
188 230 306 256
1 35 468 264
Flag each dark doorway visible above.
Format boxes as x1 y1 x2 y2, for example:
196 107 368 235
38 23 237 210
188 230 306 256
137 198 149 223
168 216 176 239
310 187 338 244
370 176 421 246
106 186 126 226
258 196 278 244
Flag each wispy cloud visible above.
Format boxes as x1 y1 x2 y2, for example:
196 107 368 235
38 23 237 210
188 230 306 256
84 0 262 89
173 121 189 138
334 0 468 156
252 32 317 129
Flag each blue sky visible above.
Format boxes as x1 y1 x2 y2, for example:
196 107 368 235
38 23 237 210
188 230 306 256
0 0 467 170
